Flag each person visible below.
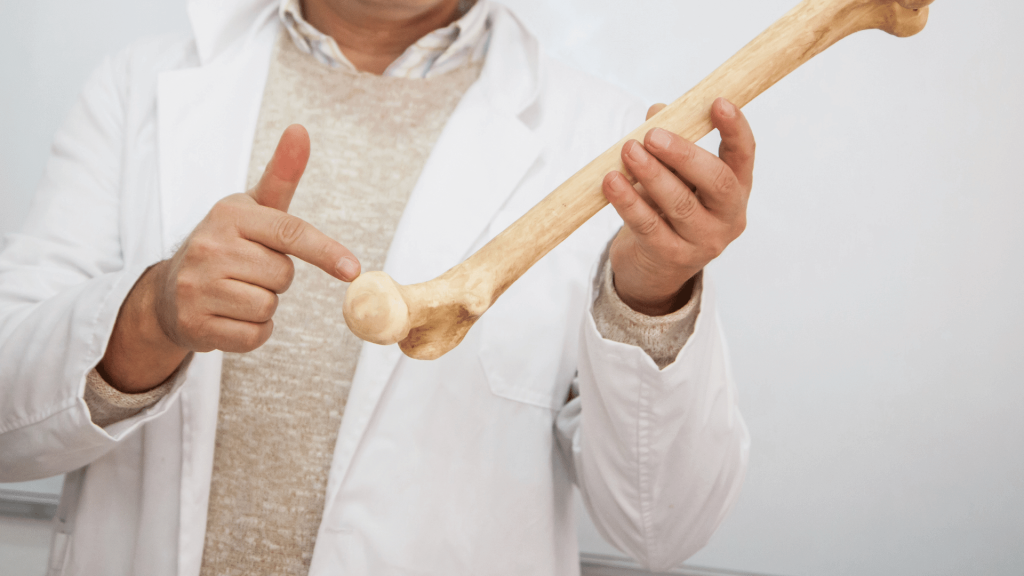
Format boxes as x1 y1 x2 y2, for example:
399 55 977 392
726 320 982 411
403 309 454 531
0 0 754 574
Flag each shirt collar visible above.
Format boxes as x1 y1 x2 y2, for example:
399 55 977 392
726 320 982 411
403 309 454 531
279 0 491 78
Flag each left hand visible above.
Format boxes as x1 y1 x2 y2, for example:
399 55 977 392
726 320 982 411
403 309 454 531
603 97 755 315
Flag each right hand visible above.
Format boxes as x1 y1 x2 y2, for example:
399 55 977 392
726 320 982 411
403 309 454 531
99 125 360 392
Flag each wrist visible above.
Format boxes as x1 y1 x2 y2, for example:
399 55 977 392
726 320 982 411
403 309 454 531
137 261 185 351
614 275 696 317
98 263 189 393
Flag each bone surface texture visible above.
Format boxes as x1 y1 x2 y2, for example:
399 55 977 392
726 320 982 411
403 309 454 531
343 0 935 360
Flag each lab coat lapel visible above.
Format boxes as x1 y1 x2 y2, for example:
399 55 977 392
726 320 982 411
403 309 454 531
321 3 544 505
187 0 279 65
384 87 542 285
157 7 279 576
157 5 279 252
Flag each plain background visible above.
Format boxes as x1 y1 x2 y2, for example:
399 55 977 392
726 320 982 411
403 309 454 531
2 1 1023 575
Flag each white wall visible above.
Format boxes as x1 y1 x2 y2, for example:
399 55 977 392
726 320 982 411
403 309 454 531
0 0 191 237
0 2 190 574
504 1 1024 575
2 1 1022 576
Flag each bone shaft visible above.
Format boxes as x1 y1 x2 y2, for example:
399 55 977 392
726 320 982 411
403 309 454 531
459 0 877 303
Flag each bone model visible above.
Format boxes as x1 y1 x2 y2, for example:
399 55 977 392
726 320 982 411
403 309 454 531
342 0 936 360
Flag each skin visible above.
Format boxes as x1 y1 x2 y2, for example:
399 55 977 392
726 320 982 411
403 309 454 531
99 0 756 393
303 0 464 74
99 125 357 391
604 99 755 316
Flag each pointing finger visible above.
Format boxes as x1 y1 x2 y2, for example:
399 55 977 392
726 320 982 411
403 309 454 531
248 124 310 212
240 206 361 282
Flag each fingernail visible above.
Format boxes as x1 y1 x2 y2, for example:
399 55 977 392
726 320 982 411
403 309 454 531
337 257 360 280
606 172 627 193
718 98 735 118
649 128 671 150
627 140 646 163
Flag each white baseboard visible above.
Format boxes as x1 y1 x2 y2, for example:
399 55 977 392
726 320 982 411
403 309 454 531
580 553 781 576
0 497 782 576
0 488 59 520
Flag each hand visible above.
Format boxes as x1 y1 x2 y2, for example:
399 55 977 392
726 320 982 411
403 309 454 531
98 125 360 392
602 98 755 316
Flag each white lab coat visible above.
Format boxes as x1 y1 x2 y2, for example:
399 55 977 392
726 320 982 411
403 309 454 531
0 1 749 574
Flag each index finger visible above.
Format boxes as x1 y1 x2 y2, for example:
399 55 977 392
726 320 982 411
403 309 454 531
239 205 361 282
247 124 310 213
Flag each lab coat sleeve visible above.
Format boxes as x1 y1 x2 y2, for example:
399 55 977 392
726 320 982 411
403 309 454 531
0 51 187 482
557 269 750 572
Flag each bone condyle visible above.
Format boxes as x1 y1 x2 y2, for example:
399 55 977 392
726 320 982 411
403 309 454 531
342 0 936 360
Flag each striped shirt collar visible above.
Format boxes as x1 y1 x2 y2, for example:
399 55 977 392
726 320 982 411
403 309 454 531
279 0 491 78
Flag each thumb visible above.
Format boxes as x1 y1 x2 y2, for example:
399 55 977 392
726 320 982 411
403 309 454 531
646 103 666 121
248 124 310 212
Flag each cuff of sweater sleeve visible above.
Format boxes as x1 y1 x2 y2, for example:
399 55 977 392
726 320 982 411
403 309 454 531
83 368 176 428
592 256 703 370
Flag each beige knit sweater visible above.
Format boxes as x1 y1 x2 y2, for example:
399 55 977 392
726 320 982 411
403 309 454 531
84 30 702 576
198 35 484 575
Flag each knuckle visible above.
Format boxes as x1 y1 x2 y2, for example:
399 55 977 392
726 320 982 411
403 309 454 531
697 244 717 262
177 311 203 337
628 156 652 180
175 271 202 300
312 240 335 266
723 138 755 165
273 215 307 248
636 245 667 277
619 187 641 208
719 138 738 154
667 244 692 268
711 242 727 259
253 293 278 321
241 323 273 351
702 236 729 260
206 201 228 220
208 199 240 224
187 235 222 262
240 331 262 352
258 322 275 348
733 215 748 237
669 190 701 221
185 329 215 353
275 259 296 292
711 164 738 194
675 143 697 167
635 213 662 237
670 253 692 271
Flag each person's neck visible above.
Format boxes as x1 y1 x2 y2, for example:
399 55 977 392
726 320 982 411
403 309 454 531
302 0 464 75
